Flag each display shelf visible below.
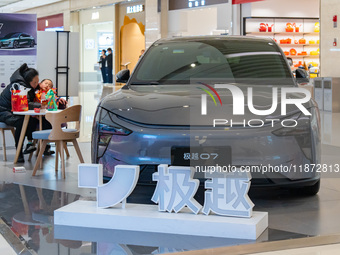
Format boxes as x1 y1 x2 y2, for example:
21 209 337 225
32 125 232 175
287 55 320 59
279 44 319 47
247 32 319 36
244 17 320 65
246 32 275 36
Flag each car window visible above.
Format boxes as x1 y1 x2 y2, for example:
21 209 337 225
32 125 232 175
2 33 20 39
131 39 294 86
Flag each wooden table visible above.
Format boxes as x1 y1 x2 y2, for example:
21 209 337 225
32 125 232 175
13 110 61 164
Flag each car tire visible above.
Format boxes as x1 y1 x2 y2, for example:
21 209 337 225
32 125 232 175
303 180 320 196
30 40 35 47
13 41 18 48
290 180 320 196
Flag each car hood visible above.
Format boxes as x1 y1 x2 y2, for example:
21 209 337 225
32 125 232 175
99 84 312 126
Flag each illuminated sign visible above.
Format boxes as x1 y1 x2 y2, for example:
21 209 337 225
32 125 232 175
188 0 205 8
92 12 99 20
169 0 227 10
127 5 144 14
79 164 254 218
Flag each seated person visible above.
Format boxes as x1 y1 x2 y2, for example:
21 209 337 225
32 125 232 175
34 79 68 156
35 79 67 109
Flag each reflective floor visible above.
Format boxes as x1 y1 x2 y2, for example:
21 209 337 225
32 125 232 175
0 82 340 254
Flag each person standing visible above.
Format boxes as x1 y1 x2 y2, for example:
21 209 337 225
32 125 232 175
106 48 113 84
98 49 107 83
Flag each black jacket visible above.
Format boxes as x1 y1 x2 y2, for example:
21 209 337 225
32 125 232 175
106 53 113 69
99 55 106 68
0 67 37 124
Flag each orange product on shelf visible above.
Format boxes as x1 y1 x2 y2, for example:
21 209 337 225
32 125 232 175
284 51 290 56
301 51 307 55
286 23 295 32
314 22 320 32
259 23 267 32
317 39 319 44
268 24 274 32
299 38 306 44
280 39 287 44
290 48 297 55
294 61 303 67
295 24 301 32
294 40 299 44
310 51 318 55
286 38 292 44
309 40 316 44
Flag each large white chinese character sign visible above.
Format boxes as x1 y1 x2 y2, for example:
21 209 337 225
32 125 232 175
202 171 253 217
152 165 202 214
78 164 254 218
78 164 139 208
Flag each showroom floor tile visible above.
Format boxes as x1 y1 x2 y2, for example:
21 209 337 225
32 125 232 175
0 82 340 254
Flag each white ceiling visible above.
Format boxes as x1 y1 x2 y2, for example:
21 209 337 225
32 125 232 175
0 0 63 12
0 0 21 8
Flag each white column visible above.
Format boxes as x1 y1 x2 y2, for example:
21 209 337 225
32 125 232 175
145 0 161 49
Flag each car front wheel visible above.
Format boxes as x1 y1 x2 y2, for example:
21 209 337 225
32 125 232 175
13 41 18 48
30 40 34 47
302 180 321 196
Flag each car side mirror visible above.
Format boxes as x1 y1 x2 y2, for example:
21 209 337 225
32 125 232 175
295 68 309 84
116 69 130 83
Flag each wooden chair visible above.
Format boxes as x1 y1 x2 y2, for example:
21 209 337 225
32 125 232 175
0 122 15 161
32 105 84 178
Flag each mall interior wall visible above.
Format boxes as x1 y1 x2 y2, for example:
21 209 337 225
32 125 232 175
320 0 340 77
168 3 232 37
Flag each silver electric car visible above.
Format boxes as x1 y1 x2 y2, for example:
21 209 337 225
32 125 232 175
92 36 321 195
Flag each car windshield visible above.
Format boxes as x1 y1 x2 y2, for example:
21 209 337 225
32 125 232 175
131 38 294 86
2 33 20 39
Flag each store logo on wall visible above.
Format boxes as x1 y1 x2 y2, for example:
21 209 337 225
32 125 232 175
78 164 254 218
127 5 144 14
188 0 206 8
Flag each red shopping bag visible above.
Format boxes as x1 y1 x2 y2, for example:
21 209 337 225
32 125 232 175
11 89 28 112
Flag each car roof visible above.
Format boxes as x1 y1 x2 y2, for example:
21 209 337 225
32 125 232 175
154 35 274 44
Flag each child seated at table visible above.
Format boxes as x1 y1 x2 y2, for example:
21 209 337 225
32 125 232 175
35 79 67 109
32 79 68 155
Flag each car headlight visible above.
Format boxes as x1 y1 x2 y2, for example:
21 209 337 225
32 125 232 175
95 107 132 159
272 112 312 160
99 107 132 136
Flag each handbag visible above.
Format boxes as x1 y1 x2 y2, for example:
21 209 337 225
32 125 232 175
11 83 28 112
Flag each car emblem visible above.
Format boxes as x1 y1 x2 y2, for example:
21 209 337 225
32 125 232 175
195 135 207 145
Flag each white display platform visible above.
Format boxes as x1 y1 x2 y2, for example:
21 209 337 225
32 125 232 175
54 200 268 240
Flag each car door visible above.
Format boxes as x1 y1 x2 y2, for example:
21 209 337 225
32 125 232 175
19 34 29 46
